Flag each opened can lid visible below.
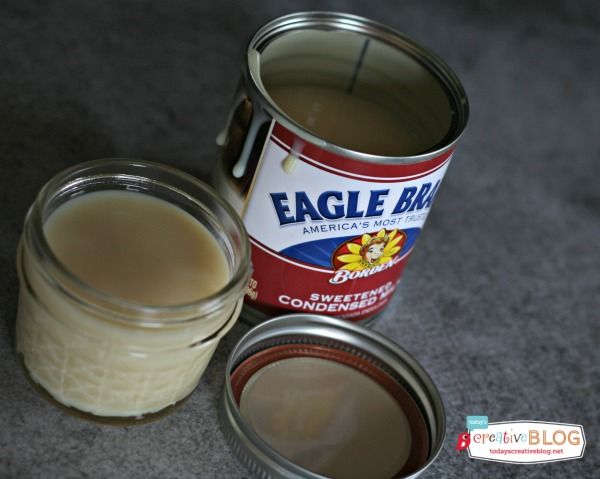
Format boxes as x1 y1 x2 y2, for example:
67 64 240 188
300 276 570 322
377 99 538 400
219 314 445 479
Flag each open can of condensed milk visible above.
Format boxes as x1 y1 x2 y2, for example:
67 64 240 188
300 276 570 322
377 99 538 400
220 314 445 478
213 12 469 324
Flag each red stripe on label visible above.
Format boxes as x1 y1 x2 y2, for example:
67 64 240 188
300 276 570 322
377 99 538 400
245 240 410 322
271 122 453 179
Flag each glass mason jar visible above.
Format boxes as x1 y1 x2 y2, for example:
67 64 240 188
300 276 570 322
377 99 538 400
15 159 251 423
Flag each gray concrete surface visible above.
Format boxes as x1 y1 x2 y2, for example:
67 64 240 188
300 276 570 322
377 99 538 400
0 1 598 478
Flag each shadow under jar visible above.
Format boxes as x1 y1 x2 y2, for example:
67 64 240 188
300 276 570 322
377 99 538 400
15 159 251 423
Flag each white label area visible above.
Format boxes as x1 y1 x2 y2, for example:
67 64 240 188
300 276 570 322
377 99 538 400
244 136 450 252
238 122 454 321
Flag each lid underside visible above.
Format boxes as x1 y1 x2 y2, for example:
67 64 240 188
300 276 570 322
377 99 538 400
230 344 429 478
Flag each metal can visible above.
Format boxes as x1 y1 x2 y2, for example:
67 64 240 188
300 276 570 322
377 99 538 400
214 12 469 324
220 314 445 478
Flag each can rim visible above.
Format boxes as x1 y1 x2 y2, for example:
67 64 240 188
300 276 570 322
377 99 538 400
220 314 446 478
244 11 469 165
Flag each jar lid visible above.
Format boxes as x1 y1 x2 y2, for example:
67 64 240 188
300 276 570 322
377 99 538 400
220 314 445 479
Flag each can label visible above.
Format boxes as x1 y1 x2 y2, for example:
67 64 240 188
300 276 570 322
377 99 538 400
243 122 453 321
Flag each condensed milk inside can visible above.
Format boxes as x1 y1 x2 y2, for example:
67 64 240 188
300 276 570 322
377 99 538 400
214 12 469 324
